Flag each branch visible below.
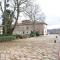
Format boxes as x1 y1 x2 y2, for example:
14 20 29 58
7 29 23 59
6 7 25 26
12 0 19 32
13 15 17 20
19 0 28 6
0 5 3 13
24 11 32 20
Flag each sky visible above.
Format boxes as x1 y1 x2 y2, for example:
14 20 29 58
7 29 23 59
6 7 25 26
0 0 60 29
36 0 60 29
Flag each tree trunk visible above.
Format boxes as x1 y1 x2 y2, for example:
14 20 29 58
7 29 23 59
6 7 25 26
2 0 7 35
11 0 19 33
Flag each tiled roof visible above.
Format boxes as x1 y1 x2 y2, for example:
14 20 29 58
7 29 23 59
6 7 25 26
17 20 47 26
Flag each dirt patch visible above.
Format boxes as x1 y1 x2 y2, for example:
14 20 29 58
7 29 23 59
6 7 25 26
0 35 59 60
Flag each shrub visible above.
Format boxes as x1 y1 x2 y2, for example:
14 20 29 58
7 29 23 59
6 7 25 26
15 35 23 39
0 35 16 42
30 31 36 37
15 34 27 39
22 35 27 38
30 31 40 37
36 31 40 36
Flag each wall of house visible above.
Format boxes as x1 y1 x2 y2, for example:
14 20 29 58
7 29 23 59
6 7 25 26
35 24 44 35
0 23 47 35
13 25 33 35
43 25 47 35
13 23 47 35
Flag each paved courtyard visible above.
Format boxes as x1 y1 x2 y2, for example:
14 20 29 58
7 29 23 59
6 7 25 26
0 35 59 60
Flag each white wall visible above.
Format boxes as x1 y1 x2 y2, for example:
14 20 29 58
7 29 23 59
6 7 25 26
43 25 47 35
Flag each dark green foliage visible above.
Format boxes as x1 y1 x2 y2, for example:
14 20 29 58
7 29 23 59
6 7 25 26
0 35 16 42
15 35 27 39
15 35 23 39
30 31 40 37
30 31 36 37
0 34 28 42
36 31 40 36
2 10 13 35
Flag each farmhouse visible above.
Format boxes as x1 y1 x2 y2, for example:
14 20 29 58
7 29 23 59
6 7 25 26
13 20 47 35
0 20 47 35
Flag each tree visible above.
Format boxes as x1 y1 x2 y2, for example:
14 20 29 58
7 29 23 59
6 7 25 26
0 0 29 35
24 1 45 32
4 10 13 35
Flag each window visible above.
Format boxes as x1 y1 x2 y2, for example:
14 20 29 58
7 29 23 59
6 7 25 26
26 26 29 29
27 32 28 33
23 31 24 34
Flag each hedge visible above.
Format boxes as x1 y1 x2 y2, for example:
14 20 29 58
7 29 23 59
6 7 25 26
0 35 16 42
30 31 40 37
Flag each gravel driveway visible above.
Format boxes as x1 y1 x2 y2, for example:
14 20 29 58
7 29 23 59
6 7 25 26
0 35 59 60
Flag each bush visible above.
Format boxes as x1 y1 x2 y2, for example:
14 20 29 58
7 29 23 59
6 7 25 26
36 31 40 36
30 31 36 37
0 34 28 42
30 31 40 37
0 35 16 42
22 35 27 38
14 34 27 39
15 35 23 39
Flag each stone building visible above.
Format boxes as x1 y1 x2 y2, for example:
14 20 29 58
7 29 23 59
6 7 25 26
0 20 47 35
13 20 47 35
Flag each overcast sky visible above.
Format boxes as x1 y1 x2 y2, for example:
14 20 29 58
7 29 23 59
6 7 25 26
0 0 60 29
36 0 60 29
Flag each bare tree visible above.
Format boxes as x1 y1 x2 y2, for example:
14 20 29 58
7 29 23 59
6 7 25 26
24 1 45 32
0 0 29 35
